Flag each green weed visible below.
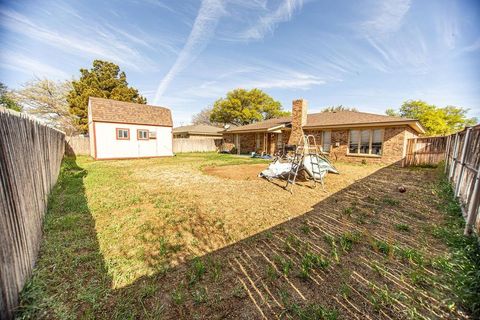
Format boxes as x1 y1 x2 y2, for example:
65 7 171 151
382 196 400 206
339 231 362 252
265 265 279 282
187 257 206 286
394 223 411 232
274 255 293 276
171 287 185 305
191 286 208 304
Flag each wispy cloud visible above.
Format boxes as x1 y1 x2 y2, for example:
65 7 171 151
461 38 480 53
180 66 325 100
153 0 225 103
361 0 411 36
0 52 69 79
239 0 304 40
439 1 458 49
0 8 156 71
242 72 323 90
355 0 430 73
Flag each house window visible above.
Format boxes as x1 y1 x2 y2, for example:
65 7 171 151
349 129 383 155
322 131 331 153
137 129 149 140
116 128 130 140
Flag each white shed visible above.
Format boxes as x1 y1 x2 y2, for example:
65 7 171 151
88 97 173 160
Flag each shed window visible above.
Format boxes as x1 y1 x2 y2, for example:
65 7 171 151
349 129 383 155
116 128 130 140
137 129 149 140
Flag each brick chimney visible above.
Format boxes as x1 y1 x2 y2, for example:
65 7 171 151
288 98 308 145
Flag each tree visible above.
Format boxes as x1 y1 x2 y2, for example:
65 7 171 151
386 100 477 136
192 107 219 125
68 60 146 133
385 108 398 117
15 78 77 134
321 105 358 112
0 82 22 112
210 88 289 126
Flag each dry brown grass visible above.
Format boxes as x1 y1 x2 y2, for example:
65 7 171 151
86 153 382 288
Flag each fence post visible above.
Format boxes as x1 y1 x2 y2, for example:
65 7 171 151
455 128 471 197
444 135 451 174
449 133 459 181
464 163 480 236
412 138 417 166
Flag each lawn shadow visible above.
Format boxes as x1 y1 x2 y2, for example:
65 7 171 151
15 156 114 318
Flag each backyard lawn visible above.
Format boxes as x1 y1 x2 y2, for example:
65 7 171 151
17 153 479 319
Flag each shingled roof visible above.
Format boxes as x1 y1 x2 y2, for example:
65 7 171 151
173 124 223 136
225 117 291 132
89 97 172 127
226 110 424 133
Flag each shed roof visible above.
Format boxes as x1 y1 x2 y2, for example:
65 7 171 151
89 97 172 127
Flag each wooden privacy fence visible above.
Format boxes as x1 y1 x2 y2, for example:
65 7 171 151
445 125 480 236
173 138 220 153
403 136 448 167
0 108 65 319
65 135 90 156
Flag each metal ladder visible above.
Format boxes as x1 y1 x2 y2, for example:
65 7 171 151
285 134 325 193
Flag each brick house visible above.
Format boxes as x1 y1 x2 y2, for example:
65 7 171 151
222 99 425 164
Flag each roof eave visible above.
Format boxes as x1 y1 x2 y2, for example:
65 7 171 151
304 120 425 133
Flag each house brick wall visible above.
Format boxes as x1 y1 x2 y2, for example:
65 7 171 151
303 126 410 164
222 132 267 154
288 99 308 145
223 126 414 165
221 134 235 152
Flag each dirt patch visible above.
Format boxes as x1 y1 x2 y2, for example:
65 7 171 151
203 163 268 180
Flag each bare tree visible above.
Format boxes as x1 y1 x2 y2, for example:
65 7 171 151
14 78 78 134
321 105 358 112
192 106 218 125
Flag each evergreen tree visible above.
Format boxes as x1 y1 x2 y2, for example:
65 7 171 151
68 60 146 133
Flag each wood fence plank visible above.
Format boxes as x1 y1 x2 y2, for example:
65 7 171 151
0 108 65 319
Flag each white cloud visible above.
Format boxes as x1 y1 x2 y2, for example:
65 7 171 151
153 0 225 103
361 0 411 36
0 52 69 79
356 1 429 74
242 72 324 90
0 8 156 70
239 0 304 40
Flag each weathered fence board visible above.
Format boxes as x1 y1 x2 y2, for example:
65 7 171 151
404 126 480 236
65 135 90 156
0 108 65 319
173 138 220 153
445 125 480 236
403 136 448 167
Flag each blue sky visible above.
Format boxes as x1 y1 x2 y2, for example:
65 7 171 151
0 0 479 126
